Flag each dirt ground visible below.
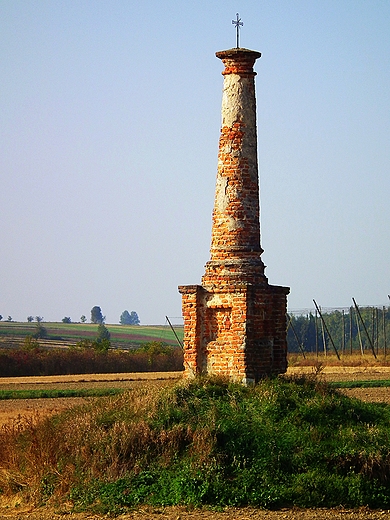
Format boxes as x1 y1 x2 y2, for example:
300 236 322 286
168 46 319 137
0 503 389 520
1 368 390 519
288 366 390 404
0 372 181 426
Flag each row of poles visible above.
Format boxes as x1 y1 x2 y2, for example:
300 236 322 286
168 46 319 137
287 296 390 359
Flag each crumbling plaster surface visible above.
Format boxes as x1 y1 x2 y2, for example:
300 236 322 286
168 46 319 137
179 48 289 382
220 73 258 183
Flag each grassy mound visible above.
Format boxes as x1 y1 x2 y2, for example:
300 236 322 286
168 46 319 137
1 376 390 512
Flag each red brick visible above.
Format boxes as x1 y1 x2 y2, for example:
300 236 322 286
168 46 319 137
179 48 289 383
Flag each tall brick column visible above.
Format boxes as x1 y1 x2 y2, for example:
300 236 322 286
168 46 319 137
202 49 265 288
179 48 289 384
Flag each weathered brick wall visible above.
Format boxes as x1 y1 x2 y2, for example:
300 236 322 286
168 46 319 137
203 49 265 288
179 48 289 383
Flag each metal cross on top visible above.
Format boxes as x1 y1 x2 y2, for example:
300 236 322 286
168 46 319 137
232 13 243 49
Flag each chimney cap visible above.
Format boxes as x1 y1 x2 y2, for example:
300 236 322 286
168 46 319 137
216 48 261 60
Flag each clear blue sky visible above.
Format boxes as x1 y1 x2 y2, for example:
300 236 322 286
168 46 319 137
1 1 389 324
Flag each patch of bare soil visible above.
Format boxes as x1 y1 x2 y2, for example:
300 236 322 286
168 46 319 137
339 387 390 403
0 504 389 520
0 373 182 425
0 371 182 389
0 396 93 426
287 367 390 404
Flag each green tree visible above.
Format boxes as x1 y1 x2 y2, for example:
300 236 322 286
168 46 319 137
119 310 140 325
95 324 111 352
27 316 34 322
129 311 140 325
119 311 140 325
62 317 71 323
80 315 87 323
33 323 47 339
91 306 105 324
120 310 131 324
97 323 110 342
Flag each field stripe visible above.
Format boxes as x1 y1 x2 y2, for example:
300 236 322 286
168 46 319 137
0 388 125 400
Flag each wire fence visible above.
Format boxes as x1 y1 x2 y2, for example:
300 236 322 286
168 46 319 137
287 299 390 357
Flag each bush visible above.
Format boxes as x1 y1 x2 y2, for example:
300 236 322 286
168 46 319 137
2 377 390 511
135 341 175 365
23 336 40 351
32 323 47 339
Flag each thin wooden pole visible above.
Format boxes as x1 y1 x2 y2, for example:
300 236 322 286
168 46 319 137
287 314 306 358
350 307 353 355
320 310 327 356
342 309 345 354
165 316 183 349
376 307 379 356
352 298 377 359
315 309 319 357
355 307 364 355
313 300 340 360
383 306 387 360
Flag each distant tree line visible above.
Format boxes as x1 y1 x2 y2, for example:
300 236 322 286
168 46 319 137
0 316 14 322
0 307 140 326
288 306 390 356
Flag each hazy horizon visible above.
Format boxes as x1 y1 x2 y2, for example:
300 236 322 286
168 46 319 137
1 1 389 324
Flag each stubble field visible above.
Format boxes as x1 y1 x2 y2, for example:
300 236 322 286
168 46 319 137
2 367 390 426
0 372 181 426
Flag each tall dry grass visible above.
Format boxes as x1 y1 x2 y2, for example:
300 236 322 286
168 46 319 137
288 351 390 367
0 381 197 503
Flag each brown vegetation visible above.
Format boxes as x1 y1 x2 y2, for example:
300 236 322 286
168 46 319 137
0 345 184 377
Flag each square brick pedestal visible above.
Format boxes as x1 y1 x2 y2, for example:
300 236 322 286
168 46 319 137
179 283 289 383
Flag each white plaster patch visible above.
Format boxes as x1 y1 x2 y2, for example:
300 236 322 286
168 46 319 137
206 294 234 307
227 215 240 231
215 176 228 212
221 75 256 129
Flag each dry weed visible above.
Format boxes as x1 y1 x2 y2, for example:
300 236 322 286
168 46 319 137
288 352 390 367
0 381 186 502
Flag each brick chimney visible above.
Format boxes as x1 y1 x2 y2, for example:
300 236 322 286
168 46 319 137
179 48 289 384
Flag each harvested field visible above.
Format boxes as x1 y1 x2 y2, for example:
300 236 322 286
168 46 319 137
0 372 181 425
288 366 390 403
2 368 390 425
287 365 390 382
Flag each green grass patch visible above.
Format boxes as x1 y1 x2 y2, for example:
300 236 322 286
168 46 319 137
0 388 125 400
2 376 390 511
0 321 183 347
331 380 390 388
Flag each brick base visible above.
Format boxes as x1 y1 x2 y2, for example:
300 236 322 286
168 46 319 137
178 282 289 384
